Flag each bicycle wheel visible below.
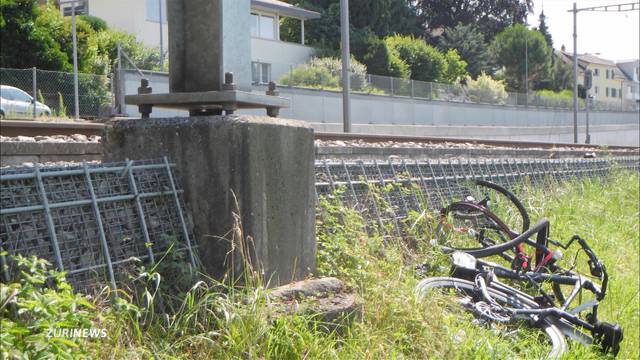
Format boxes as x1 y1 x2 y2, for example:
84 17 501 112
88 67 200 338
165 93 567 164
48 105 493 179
435 202 519 267
416 277 567 358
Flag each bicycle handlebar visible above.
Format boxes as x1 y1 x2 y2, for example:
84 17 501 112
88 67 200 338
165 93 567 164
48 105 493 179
444 218 550 258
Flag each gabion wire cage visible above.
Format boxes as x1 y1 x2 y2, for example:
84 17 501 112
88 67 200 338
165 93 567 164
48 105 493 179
0 157 195 293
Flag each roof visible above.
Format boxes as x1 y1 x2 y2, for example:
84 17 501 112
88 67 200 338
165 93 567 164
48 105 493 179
251 0 321 20
577 54 616 67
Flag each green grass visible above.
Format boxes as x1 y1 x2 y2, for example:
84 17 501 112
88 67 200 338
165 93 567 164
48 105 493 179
1 171 638 359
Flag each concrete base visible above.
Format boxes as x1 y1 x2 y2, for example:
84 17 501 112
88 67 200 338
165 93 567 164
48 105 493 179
102 115 316 286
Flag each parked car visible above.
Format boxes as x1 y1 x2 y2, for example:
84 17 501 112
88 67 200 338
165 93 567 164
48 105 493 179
0 85 51 118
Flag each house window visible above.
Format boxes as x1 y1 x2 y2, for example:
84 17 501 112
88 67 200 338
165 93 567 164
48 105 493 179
611 88 616 97
62 1 87 16
250 12 277 39
606 87 609 97
147 0 167 23
251 62 271 84
251 13 259 37
594 86 599 94
605 69 609 79
593 68 599 76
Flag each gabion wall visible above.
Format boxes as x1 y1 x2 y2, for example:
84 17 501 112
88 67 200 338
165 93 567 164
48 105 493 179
314 157 640 239
1 155 638 292
0 158 195 293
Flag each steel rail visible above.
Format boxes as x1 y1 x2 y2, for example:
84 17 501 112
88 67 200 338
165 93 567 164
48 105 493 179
2 120 638 150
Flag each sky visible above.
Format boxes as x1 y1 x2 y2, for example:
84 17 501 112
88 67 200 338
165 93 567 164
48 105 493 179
526 0 640 61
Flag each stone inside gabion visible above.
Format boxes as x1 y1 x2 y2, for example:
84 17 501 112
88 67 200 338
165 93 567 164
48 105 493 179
0 160 195 292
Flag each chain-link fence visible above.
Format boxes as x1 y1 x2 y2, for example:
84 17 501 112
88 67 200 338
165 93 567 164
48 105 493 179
0 67 112 119
315 156 640 240
0 158 195 294
269 61 639 112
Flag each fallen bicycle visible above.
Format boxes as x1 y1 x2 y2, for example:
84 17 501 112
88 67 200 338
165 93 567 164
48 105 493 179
416 180 623 358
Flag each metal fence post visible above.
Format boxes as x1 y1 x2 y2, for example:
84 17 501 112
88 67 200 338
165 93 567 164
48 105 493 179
358 161 385 237
82 161 117 294
374 160 402 238
34 164 64 272
124 159 155 264
32 67 37 118
163 157 196 268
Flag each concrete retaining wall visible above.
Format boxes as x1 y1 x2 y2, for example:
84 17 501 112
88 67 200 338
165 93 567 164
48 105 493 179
0 142 101 166
122 71 639 146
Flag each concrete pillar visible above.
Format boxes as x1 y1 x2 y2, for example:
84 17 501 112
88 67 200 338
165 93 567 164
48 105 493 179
103 115 316 286
167 0 251 92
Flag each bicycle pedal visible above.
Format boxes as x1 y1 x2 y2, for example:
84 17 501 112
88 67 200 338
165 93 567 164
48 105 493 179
593 322 624 356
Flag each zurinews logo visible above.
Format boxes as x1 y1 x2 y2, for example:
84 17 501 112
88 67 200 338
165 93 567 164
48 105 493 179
47 328 107 339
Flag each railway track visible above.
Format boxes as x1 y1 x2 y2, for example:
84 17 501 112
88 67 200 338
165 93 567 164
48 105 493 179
1 119 638 150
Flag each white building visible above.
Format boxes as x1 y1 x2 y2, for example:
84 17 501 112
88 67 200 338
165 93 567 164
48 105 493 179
57 0 320 84
617 60 640 103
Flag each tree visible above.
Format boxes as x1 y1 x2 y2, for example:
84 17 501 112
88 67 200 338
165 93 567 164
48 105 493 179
288 0 423 51
385 35 445 82
490 24 552 92
536 11 553 49
0 2 161 75
350 28 409 78
438 24 490 77
415 0 533 41
441 49 468 83
549 54 573 91
0 0 71 71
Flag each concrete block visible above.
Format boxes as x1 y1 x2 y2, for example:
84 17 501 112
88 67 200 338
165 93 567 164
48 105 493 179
102 115 316 286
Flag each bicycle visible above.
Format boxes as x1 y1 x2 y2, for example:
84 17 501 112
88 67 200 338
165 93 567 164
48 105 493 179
418 182 624 357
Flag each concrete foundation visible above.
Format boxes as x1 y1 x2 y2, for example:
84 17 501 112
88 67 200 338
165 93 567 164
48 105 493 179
102 115 316 286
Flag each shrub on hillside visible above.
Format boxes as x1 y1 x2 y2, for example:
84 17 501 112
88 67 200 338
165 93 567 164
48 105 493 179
384 35 446 82
279 57 368 90
465 73 508 104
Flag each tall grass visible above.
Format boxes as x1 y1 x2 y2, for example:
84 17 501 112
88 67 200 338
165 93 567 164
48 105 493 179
1 171 638 359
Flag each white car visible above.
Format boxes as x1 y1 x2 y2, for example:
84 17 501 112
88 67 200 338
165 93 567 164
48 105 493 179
0 85 52 118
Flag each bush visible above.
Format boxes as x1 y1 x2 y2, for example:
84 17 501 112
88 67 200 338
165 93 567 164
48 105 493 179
0 255 97 359
384 35 446 82
279 57 369 91
352 29 410 78
441 49 468 83
465 72 508 104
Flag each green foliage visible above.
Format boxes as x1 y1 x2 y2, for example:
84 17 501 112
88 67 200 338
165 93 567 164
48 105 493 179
56 92 66 117
0 1 160 74
415 0 532 41
1 172 638 359
441 49 468 83
549 55 574 91
536 11 553 50
0 0 70 71
438 24 491 77
465 72 508 104
490 24 552 92
385 35 445 82
0 255 96 359
80 14 108 32
299 0 423 51
351 28 410 78
279 56 369 91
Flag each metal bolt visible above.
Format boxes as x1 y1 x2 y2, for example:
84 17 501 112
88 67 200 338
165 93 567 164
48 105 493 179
266 81 279 117
223 72 236 91
137 78 152 118
138 78 152 94
266 81 279 96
